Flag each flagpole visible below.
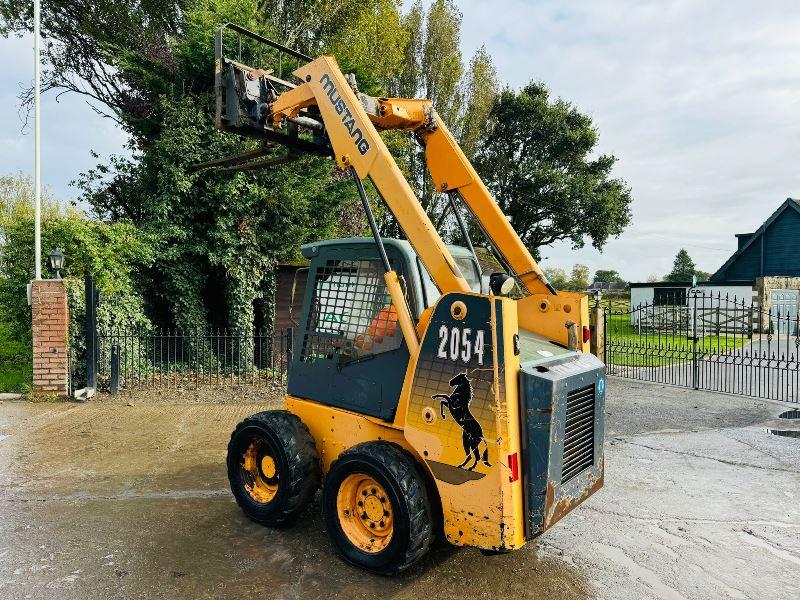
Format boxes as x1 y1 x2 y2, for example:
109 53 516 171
33 0 42 279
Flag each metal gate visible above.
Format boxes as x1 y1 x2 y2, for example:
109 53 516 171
604 290 799 402
80 275 290 394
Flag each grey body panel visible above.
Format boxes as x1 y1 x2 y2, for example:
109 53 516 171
519 352 606 538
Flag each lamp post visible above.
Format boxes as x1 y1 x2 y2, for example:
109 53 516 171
48 247 64 279
33 0 42 280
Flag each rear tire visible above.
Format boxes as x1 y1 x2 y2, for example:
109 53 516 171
227 410 320 526
323 442 433 575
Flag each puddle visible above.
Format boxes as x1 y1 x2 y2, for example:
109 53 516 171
779 410 800 420
766 429 800 439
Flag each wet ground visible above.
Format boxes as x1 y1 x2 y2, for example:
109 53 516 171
0 380 798 599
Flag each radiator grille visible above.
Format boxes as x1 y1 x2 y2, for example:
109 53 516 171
561 383 596 484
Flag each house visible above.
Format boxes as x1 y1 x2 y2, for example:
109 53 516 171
587 281 627 293
710 198 800 318
629 198 800 334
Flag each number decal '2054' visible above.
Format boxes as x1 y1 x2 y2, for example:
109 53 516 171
437 325 485 365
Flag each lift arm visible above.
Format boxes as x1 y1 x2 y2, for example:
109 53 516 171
269 57 555 298
210 25 586 350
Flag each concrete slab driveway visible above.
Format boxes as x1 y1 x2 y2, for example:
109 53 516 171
0 380 798 599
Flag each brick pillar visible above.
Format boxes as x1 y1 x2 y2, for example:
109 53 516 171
31 280 69 394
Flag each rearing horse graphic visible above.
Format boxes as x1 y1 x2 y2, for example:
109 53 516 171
432 372 491 471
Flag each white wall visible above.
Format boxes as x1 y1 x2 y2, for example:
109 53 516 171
630 286 660 308
627 284 756 328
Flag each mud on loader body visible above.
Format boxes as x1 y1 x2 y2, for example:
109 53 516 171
212 24 605 574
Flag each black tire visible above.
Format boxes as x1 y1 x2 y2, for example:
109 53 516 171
227 410 321 526
323 442 433 575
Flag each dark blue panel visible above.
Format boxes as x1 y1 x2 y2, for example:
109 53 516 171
764 209 800 276
726 239 761 280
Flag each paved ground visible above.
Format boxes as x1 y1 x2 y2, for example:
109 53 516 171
0 379 799 599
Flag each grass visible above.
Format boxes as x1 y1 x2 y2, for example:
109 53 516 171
605 313 750 367
0 321 31 393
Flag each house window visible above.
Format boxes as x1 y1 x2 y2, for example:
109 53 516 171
653 287 687 306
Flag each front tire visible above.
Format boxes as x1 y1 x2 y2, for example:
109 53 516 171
227 410 320 526
323 442 433 575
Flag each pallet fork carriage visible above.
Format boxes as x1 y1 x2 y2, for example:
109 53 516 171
211 24 606 574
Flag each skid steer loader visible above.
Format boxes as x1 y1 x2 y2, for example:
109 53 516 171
208 24 605 574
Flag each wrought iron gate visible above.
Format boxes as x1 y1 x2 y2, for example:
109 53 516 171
604 290 799 402
81 275 290 394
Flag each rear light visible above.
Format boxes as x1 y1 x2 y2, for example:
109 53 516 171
508 452 519 483
582 326 591 344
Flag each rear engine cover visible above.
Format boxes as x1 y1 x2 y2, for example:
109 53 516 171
520 353 605 538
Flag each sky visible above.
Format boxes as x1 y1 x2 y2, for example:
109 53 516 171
0 35 128 204
2 1 799 281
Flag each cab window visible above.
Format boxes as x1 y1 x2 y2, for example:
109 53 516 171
417 255 481 308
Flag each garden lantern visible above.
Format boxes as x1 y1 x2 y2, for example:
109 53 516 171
48 246 64 279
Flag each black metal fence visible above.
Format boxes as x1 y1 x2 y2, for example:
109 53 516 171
604 291 799 402
94 328 291 393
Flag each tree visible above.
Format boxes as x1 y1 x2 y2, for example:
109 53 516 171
543 267 567 290
665 249 696 282
569 264 590 291
0 174 154 376
421 0 463 129
459 46 498 160
1 0 408 335
474 83 633 258
593 269 625 284
394 0 466 214
695 270 711 283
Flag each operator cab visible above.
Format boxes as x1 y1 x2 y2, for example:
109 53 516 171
287 237 480 420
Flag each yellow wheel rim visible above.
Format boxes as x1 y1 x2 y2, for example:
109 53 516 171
241 441 279 504
336 474 394 554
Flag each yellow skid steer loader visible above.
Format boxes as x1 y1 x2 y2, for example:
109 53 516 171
206 24 605 575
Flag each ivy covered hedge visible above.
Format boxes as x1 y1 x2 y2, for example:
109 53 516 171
0 175 154 390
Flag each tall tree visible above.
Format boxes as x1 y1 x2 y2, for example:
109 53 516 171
459 46 498 160
393 0 466 215
474 82 633 257
665 248 697 282
394 1 424 99
1 0 408 334
421 0 463 127
569 264 590 291
593 269 625 284
543 266 568 290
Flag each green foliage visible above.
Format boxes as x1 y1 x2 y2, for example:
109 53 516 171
0 319 30 392
665 248 697 282
474 83 633 257
695 270 711 283
593 269 626 284
460 46 498 160
543 263 596 292
0 174 154 389
393 0 462 214
1 0 632 340
543 266 568 290
78 93 356 331
569 264 590 291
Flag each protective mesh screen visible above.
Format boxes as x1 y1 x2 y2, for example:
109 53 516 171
301 259 401 364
